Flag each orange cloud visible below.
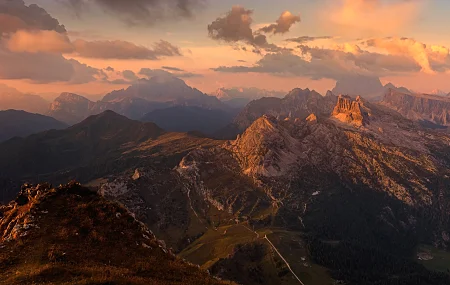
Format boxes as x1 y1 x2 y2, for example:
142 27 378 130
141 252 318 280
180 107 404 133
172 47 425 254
363 37 450 74
6 30 73 54
324 0 423 36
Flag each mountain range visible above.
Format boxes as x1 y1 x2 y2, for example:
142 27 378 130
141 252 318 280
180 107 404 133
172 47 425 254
0 84 49 114
212 87 286 108
2 88 450 284
45 75 235 134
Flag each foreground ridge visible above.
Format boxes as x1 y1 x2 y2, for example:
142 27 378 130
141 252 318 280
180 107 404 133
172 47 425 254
0 182 232 285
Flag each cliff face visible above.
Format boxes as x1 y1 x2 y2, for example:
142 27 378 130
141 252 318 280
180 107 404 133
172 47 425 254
332 95 369 126
383 89 450 127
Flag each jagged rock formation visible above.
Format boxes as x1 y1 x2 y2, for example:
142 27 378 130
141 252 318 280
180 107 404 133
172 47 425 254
225 115 299 177
332 95 369 126
217 88 337 139
383 89 450 127
0 182 231 285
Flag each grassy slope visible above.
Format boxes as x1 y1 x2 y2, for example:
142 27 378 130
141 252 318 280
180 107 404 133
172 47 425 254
0 183 233 285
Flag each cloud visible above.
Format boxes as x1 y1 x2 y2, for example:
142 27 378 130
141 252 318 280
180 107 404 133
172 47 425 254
162 66 185 72
65 0 205 26
258 11 300 35
212 44 429 80
362 37 450 74
208 6 292 53
3 29 182 60
122 70 139 81
6 29 73 54
286 36 333 44
72 39 182 59
208 6 256 44
139 68 202 79
0 0 66 34
324 0 423 36
0 48 100 83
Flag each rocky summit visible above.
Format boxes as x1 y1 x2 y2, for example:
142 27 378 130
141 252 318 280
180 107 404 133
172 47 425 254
332 95 369 126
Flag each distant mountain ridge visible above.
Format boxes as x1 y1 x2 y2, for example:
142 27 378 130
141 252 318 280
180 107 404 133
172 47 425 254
212 87 285 108
0 110 67 142
382 88 450 127
0 84 49 114
46 75 230 128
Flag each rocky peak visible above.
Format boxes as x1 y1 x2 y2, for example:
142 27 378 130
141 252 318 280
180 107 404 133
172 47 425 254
226 115 299 177
332 95 369 126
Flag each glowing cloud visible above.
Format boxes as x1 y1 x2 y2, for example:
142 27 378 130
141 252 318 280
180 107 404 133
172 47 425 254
324 0 423 36
363 37 450 74
6 30 73 54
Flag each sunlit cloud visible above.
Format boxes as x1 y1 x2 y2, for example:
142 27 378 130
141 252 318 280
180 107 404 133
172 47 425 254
323 0 424 37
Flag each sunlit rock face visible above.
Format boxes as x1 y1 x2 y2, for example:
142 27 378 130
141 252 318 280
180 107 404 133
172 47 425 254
382 89 450 127
332 95 369 126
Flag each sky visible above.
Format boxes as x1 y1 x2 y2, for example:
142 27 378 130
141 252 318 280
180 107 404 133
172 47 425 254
1 0 450 98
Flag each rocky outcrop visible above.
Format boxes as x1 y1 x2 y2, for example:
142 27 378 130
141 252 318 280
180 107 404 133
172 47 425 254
225 115 300 177
382 89 450 127
332 95 369 126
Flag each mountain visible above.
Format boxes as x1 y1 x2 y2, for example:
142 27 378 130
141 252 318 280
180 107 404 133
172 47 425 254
332 75 385 100
141 106 236 135
216 88 337 139
212 87 285 108
103 76 226 110
0 110 220 203
0 110 67 142
382 88 450 127
0 84 49 114
47 92 168 125
383 82 412 94
47 76 229 125
3 98 450 284
0 182 231 285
